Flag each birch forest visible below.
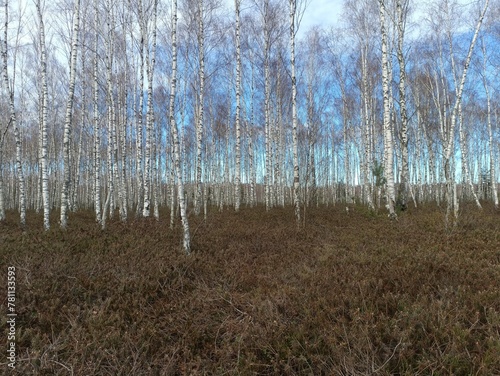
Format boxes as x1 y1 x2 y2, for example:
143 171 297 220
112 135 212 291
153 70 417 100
1 0 500 238
2 0 500 373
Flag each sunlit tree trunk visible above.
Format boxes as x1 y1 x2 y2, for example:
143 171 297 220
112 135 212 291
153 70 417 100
60 0 81 228
170 0 191 254
194 0 205 216
396 0 410 210
36 0 50 230
1 0 26 227
141 0 157 218
93 0 101 224
290 0 300 225
234 0 242 212
378 0 396 218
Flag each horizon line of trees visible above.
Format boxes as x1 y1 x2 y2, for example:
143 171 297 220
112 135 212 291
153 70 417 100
0 0 499 252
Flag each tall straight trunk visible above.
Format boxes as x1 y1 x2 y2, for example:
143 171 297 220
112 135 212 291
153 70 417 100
142 0 157 218
36 0 50 230
263 1 271 211
170 0 190 254
396 0 409 209
378 0 396 218
194 0 205 216
290 0 300 225
105 0 116 219
1 0 26 227
234 0 242 212
136 29 145 216
93 0 101 223
60 0 81 228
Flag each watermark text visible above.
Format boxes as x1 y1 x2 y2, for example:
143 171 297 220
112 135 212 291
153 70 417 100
6 266 16 370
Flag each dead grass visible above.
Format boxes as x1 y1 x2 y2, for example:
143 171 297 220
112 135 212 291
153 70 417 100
1 203 499 375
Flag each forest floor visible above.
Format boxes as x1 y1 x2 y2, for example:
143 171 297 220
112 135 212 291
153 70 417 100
1 203 500 375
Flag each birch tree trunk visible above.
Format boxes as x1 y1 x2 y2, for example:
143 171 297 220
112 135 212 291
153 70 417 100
194 0 205 216
396 0 409 210
142 0 158 218
290 0 300 225
234 0 242 212
1 0 26 227
60 0 81 228
378 0 396 218
93 0 101 224
36 0 50 230
170 0 191 254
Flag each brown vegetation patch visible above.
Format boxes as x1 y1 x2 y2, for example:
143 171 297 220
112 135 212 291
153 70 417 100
1 204 500 375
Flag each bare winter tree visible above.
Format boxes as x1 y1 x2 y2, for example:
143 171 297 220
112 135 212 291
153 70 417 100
170 0 191 253
60 0 81 228
36 0 50 230
289 0 300 225
1 0 26 227
378 0 397 218
234 0 242 212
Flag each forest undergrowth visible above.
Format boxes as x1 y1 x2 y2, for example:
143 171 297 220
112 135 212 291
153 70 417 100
1 203 500 375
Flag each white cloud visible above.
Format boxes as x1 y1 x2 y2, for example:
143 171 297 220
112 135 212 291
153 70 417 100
299 0 343 36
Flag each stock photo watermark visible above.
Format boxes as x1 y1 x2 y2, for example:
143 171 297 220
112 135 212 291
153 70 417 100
6 266 16 370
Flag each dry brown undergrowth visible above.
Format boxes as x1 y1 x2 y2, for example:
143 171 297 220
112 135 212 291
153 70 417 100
1 203 499 375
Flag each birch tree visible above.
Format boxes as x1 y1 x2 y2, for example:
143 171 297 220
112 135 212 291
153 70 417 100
36 0 50 230
1 0 26 227
378 0 396 218
142 0 158 218
234 0 242 212
193 0 205 216
170 0 191 253
60 0 81 228
93 0 102 224
395 0 410 210
289 0 300 224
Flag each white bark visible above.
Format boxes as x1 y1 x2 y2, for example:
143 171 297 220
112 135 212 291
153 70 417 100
36 0 50 230
378 0 396 218
142 0 157 218
234 0 242 212
194 0 205 216
1 0 26 227
170 0 191 254
93 0 101 224
396 0 409 209
60 0 81 228
290 0 300 224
